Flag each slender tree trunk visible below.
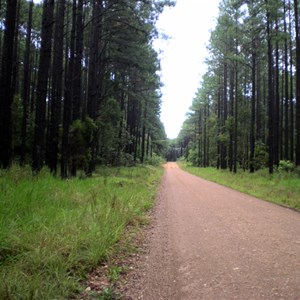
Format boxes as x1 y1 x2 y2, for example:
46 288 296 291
234 67 238 173
266 1 274 174
274 21 280 167
69 0 79 177
47 0 65 174
141 101 147 163
256 53 262 141
0 0 18 168
32 0 54 173
203 103 207 167
197 110 201 167
86 0 103 175
284 1 290 160
11 0 21 98
221 61 228 169
61 0 76 178
229 67 234 172
294 0 300 166
0 0 3 63
250 25 256 173
20 0 34 166
289 0 294 161
146 129 150 158
72 0 84 121
207 97 210 166
217 72 221 169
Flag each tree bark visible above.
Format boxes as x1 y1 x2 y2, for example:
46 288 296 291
32 0 54 173
294 0 300 166
284 1 290 160
266 0 274 174
61 0 76 178
20 0 34 166
0 0 18 168
47 0 65 174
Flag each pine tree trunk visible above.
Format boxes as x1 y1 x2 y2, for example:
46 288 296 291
61 0 76 178
221 61 228 170
0 0 3 62
284 1 290 160
47 0 65 174
87 0 102 175
72 0 84 121
11 0 21 98
217 73 221 169
233 67 238 174
0 0 17 168
266 1 274 174
289 0 294 161
20 0 33 166
249 8 256 173
141 101 147 164
32 0 54 173
294 0 300 166
274 22 280 167
229 67 234 172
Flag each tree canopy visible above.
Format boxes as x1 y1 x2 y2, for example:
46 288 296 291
177 0 300 174
0 0 174 176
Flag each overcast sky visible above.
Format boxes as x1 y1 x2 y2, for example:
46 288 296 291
153 0 220 139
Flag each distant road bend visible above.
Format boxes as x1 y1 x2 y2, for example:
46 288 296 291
123 162 300 300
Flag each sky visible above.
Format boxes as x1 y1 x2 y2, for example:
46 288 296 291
153 0 220 139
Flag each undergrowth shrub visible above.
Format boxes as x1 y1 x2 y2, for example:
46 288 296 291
145 153 165 166
278 160 295 173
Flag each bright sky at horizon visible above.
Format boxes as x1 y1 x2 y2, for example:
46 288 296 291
154 0 220 139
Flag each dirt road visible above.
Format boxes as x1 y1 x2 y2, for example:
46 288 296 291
123 162 300 299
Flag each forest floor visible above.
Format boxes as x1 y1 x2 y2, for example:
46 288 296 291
118 162 300 299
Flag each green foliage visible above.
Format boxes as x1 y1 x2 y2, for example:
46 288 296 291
187 147 200 166
0 165 163 299
97 98 122 166
218 132 229 144
98 287 121 300
278 160 295 173
107 266 123 283
253 142 269 170
12 94 23 152
69 118 96 170
145 153 165 166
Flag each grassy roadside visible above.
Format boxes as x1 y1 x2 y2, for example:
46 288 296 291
0 165 163 299
178 162 300 211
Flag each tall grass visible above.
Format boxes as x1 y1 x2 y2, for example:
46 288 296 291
0 165 163 299
179 162 300 211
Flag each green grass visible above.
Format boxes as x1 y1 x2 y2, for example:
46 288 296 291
0 164 163 299
179 162 300 211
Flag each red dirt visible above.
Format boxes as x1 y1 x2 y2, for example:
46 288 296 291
121 162 300 299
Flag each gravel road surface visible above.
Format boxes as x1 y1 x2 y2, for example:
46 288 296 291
123 162 300 299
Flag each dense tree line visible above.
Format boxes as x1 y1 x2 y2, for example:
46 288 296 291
0 0 172 177
178 0 300 174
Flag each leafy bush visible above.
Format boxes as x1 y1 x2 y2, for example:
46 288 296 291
69 118 96 171
253 142 268 170
145 153 164 166
187 147 199 166
278 160 295 173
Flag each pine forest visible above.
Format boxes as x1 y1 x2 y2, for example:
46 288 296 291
0 0 174 177
176 0 300 175
2 0 300 175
